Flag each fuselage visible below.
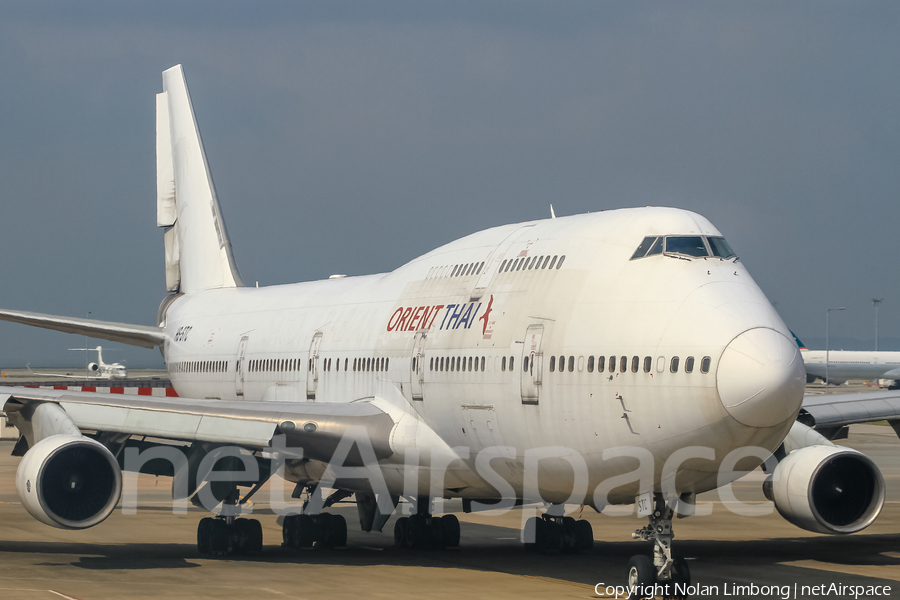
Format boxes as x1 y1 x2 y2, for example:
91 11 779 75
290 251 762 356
802 350 900 384
161 207 806 505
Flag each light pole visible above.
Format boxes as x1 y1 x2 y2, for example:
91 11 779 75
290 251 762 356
872 298 883 351
85 311 91 378
826 307 845 390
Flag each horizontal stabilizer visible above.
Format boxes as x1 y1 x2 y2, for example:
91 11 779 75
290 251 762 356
0 309 165 349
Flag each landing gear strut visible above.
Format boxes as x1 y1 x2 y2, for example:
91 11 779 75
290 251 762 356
522 505 593 554
628 494 690 599
393 496 460 549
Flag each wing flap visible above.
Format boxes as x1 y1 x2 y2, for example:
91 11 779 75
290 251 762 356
0 309 166 349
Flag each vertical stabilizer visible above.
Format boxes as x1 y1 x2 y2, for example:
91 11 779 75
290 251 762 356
157 65 242 293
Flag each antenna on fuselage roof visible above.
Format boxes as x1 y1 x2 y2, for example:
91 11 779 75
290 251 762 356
550 204 556 219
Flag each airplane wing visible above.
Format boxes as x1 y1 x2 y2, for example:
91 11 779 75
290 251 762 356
0 386 395 463
0 309 165 349
799 389 900 438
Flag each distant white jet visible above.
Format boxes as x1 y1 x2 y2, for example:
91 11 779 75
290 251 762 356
69 346 128 380
27 346 127 380
793 333 900 387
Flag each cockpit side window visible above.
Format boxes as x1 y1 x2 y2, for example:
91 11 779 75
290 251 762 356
665 236 708 257
708 236 736 259
630 236 658 260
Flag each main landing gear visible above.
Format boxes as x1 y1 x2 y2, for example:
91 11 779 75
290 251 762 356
627 494 690 600
196 489 263 556
393 497 460 549
522 505 593 554
281 486 349 550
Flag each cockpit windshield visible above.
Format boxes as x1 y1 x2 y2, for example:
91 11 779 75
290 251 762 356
630 235 737 260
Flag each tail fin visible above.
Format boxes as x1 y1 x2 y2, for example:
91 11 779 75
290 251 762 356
790 330 808 350
157 64 242 294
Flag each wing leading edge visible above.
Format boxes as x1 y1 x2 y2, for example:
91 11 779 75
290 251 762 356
1 386 395 463
0 309 166 349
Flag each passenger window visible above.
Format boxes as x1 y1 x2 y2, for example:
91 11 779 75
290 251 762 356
468 356 473 371
578 356 585 372
556 255 566 269
481 357 485 371
509 356 515 371
500 260 508 272
670 357 680 373
657 356 665 372
515 258 523 271
550 356 556 372
620 356 627 372
685 356 695 373
700 356 711 374
609 356 616 372
567 356 574 372
587 356 594 373
549 256 558 269
643 356 651 373
597 356 605 372
344 358 349 371
631 356 639 373
523 356 529 372
501 356 507 371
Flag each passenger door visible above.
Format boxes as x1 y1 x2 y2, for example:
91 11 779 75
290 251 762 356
520 324 544 405
307 332 323 400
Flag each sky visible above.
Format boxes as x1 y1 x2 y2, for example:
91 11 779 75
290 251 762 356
0 1 898 368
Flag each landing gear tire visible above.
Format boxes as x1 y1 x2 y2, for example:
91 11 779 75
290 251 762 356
394 517 409 548
573 519 593 552
321 513 347 548
283 513 345 549
661 557 690 600
440 514 460 547
197 517 213 554
626 555 656 599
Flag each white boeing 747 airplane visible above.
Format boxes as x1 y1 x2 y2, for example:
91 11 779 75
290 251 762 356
0 65 892 595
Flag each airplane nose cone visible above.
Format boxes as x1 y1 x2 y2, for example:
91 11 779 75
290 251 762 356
716 328 806 428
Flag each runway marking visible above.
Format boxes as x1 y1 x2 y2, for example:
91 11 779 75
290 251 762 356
781 560 900 582
0 590 82 600
48 592 82 600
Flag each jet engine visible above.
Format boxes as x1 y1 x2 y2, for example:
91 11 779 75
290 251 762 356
763 445 884 534
88 362 100 372
16 435 122 529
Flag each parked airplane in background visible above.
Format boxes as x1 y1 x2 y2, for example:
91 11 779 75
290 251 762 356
72 346 128 380
26 346 127 380
0 65 893 594
793 333 900 387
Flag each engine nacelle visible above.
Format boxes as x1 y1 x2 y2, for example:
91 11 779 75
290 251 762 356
764 445 884 534
88 362 99 372
16 435 122 529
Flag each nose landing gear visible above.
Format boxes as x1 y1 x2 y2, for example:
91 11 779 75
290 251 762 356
627 494 690 599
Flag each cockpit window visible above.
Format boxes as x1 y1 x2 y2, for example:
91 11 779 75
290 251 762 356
665 236 707 257
630 237 657 260
630 235 737 261
708 236 736 259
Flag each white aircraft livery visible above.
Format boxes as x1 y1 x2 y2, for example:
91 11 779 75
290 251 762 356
0 65 892 594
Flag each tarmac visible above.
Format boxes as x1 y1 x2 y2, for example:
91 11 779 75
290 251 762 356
0 388 898 599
